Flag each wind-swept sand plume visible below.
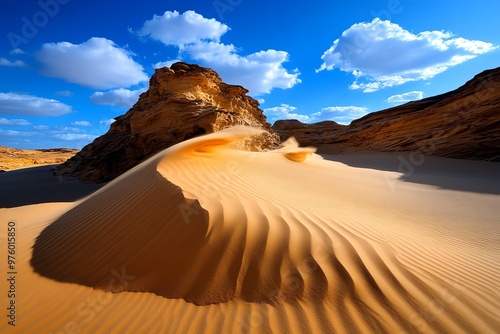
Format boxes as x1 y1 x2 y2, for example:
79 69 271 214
1 127 498 333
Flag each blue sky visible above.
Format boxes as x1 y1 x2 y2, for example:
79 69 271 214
0 0 498 149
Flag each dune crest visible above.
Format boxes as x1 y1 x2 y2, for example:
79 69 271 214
32 127 323 305
30 127 499 332
56 62 280 183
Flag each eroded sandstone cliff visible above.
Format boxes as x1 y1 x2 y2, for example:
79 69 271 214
57 62 279 182
273 67 500 161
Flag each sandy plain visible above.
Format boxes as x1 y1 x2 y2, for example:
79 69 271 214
0 127 498 333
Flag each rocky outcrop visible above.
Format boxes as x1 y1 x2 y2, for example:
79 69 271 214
272 120 347 146
57 62 279 182
274 67 500 161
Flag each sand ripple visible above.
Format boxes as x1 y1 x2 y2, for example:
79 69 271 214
27 127 499 333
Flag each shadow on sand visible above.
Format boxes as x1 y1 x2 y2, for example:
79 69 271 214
320 151 500 195
2 154 499 208
0 165 104 208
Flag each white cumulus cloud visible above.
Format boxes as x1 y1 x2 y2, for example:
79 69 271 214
36 37 148 89
154 59 181 69
90 87 147 108
53 133 97 142
0 129 34 137
0 58 26 67
71 120 91 126
139 10 229 46
264 104 311 123
138 10 300 95
265 104 368 125
318 18 497 92
386 91 424 103
55 90 74 97
311 106 369 124
10 48 25 55
0 118 31 126
100 119 116 126
0 124 98 149
0 92 74 116
47 126 97 143
183 43 301 94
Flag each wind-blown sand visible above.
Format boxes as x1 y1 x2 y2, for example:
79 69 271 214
1 127 499 333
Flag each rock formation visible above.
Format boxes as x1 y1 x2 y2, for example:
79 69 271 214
57 62 279 182
274 67 500 161
272 120 347 146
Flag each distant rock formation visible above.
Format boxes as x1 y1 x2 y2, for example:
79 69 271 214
57 62 280 182
272 120 347 146
0 147 78 171
274 67 500 161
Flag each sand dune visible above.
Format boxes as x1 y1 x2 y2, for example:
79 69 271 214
2 127 499 333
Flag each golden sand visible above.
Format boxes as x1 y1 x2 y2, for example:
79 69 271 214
1 127 498 333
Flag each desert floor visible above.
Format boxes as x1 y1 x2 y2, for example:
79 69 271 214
1 129 498 333
0 147 78 172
